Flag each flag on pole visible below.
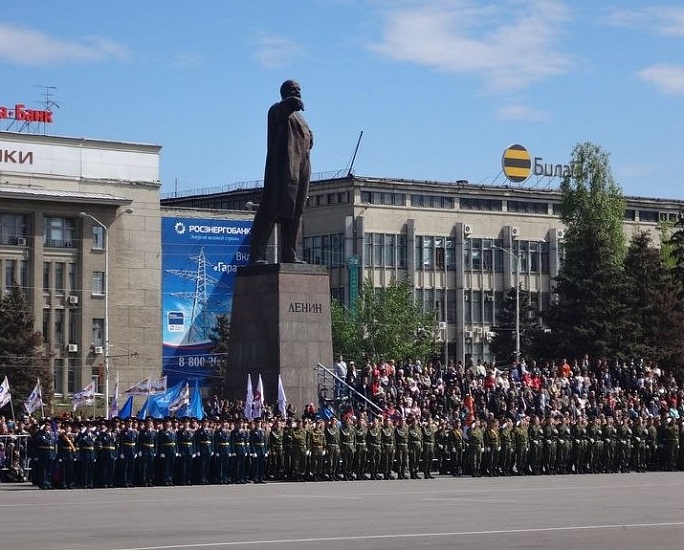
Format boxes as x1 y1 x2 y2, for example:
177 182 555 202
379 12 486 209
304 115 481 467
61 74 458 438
124 377 151 395
178 379 205 419
253 374 264 419
277 374 287 419
71 381 96 411
168 382 190 414
149 375 168 394
24 379 44 414
0 376 11 409
244 374 254 420
109 373 120 419
118 395 134 419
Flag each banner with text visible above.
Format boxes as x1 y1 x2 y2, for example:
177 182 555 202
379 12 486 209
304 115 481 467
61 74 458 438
161 217 251 390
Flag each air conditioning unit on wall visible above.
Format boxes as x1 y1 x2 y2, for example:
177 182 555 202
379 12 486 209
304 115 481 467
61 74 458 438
463 224 473 236
67 344 79 353
511 226 520 238
94 346 104 355
68 295 79 306
16 237 27 246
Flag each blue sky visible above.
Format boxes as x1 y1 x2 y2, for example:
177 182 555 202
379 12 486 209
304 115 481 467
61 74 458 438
1 0 683 199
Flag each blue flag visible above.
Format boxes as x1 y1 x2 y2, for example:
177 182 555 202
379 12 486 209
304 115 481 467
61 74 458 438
177 379 205 420
118 395 134 419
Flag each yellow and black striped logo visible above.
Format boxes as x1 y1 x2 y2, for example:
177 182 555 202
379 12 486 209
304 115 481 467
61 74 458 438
502 144 531 183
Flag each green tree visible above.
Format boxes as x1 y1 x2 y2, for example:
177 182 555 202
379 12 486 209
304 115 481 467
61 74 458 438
546 142 629 359
208 314 231 398
332 276 438 363
0 285 52 412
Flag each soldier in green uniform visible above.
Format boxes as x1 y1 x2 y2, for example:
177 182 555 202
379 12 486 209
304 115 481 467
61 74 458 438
528 416 543 475
138 417 157 486
354 417 368 480
602 416 617 473
585 416 602 473
381 416 396 480
556 415 572 475
407 415 424 479
616 416 632 473
394 417 409 479
267 418 284 480
308 419 326 481
631 416 647 472
468 419 484 477
571 416 588 474
484 418 500 476
366 416 382 480
448 419 465 477
498 418 514 476
249 418 267 484
421 416 436 479
215 419 233 484
541 416 558 475
195 418 214 485
324 416 341 480
513 418 529 475
645 416 658 471
663 416 679 471
339 416 356 480
435 418 450 475
289 418 309 481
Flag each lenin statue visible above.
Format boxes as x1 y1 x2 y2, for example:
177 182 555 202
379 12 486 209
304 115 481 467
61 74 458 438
249 80 313 265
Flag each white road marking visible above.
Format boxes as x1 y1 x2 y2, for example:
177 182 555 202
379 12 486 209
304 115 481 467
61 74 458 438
110 521 684 550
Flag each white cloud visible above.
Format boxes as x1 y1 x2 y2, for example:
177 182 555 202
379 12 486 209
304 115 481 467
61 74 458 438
253 35 303 69
495 102 551 122
0 23 130 65
604 6 684 37
638 64 684 94
369 0 572 91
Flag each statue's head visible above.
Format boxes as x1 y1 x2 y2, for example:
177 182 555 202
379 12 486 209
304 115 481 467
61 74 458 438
280 80 301 99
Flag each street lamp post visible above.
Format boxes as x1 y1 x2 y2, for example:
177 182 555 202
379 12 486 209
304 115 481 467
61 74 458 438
79 209 132 418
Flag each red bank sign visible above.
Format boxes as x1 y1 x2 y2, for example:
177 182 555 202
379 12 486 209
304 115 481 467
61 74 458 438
0 103 53 123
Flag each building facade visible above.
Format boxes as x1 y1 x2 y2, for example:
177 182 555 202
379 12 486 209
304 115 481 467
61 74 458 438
0 131 162 412
162 174 684 366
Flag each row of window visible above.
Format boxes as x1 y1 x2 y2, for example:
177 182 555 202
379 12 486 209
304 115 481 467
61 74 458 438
53 361 100 396
0 214 106 248
42 308 104 348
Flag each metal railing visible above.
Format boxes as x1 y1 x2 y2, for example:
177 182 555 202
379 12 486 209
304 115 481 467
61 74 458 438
316 363 384 419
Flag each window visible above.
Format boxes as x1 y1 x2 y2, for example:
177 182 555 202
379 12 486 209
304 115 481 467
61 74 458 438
0 213 27 245
92 318 104 346
54 359 64 395
364 233 407 268
55 263 65 294
67 359 78 394
43 262 50 293
374 234 384 267
460 198 503 211
92 225 105 249
68 263 78 293
411 194 454 209
384 234 396 267
4 259 16 290
55 309 65 345
303 233 344 268
638 210 659 223
360 190 404 206
507 200 548 214
68 310 78 344
43 310 51 343
43 216 76 248
92 271 105 295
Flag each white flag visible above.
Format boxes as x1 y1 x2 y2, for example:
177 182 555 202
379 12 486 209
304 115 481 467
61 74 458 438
277 374 287 418
244 374 254 420
71 381 96 410
168 382 190 414
149 375 168 394
123 377 151 395
0 376 11 409
24 379 44 414
109 374 120 419
253 374 264 419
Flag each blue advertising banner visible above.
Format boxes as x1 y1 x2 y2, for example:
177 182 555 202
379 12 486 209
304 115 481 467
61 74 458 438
161 217 251 389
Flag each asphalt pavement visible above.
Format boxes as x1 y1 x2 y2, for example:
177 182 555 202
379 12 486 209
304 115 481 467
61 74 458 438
2 472 684 550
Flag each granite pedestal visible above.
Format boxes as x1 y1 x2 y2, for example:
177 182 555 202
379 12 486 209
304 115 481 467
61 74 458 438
226 263 332 415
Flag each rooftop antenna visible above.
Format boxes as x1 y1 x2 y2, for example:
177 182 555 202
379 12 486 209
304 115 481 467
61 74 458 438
346 130 364 177
37 85 59 135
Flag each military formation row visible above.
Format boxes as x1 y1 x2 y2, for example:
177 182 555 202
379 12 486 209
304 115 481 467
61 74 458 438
23 412 684 489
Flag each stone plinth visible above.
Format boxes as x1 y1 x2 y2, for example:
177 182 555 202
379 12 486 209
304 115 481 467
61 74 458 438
226 263 332 415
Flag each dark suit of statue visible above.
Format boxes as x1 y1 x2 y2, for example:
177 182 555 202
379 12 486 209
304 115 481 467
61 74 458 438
249 80 313 264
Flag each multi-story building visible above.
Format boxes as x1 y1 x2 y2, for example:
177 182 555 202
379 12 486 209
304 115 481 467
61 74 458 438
0 131 162 412
162 173 684 365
